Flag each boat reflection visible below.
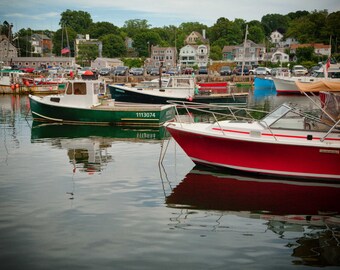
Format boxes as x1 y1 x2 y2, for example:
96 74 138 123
31 121 170 173
165 166 340 267
31 121 170 141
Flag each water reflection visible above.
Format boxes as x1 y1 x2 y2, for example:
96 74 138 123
31 122 170 174
164 166 340 267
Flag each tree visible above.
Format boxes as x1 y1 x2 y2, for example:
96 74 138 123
286 16 316 43
248 23 266 44
296 46 314 63
261 14 289 36
210 45 222 60
100 34 126 58
326 11 340 53
132 31 162 57
178 22 208 37
76 43 98 66
86 22 120 39
208 17 232 43
122 19 150 38
59 9 93 33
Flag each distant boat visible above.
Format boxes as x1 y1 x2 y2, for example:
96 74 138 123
108 75 248 105
273 64 340 94
29 79 176 127
253 76 275 90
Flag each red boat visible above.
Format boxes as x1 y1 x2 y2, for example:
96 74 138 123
165 81 340 180
197 81 228 93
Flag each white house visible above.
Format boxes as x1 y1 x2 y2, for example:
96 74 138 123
270 30 283 46
271 51 289 63
91 57 123 70
179 44 210 67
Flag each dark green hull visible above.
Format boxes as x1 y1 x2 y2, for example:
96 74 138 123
29 96 175 127
108 84 248 105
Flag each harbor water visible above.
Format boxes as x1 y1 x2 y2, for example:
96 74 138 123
1 88 340 269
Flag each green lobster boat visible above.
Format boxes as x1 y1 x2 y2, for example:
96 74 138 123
29 79 175 127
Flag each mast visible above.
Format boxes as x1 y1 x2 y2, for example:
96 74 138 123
65 26 70 57
241 24 248 76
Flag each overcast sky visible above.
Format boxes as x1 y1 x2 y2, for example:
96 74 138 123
1 0 339 32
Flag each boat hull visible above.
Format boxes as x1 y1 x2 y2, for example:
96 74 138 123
166 123 340 180
253 77 275 89
29 95 175 127
108 84 247 104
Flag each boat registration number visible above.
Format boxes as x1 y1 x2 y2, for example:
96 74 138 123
136 112 156 118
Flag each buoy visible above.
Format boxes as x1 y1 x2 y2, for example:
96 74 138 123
11 84 15 90
188 96 193 101
25 81 30 86
15 84 19 88
49 86 53 91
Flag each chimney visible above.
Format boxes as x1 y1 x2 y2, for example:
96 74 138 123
202 29 206 40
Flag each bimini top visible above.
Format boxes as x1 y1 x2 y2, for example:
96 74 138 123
296 80 340 92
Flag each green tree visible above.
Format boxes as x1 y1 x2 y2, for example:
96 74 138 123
133 31 162 57
178 22 208 36
261 13 289 36
122 19 150 38
13 28 33 57
86 22 120 39
76 43 98 66
59 9 93 33
286 16 316 43
296 46 314 63
208 17 232 43
100 34 127 58
326 11 340 53
210 45 222 60
248 24 266 44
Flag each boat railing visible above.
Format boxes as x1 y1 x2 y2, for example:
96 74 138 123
168 100 340 140
168 100 268 127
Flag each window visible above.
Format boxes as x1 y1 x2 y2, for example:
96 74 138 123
74 83 87 95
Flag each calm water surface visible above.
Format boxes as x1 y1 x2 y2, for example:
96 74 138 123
1 89 340 270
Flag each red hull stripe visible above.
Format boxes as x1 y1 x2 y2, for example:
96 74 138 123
212 127 340 141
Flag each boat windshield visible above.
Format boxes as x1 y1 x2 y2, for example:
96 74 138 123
261 104 292 127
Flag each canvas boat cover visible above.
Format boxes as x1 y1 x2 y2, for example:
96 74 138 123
296 80 340 92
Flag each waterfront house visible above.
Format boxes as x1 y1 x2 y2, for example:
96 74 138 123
290 43 331 56
179 44 210 68
9 57 76 69
270 30 284 47
31 34 52 56
222 46 235 62
271 50 290 63
0 35 18 65
91 57 123 70
185 31 209 45
149 46 177 69
233 40 266 67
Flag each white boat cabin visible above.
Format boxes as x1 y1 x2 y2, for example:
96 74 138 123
47 80 106 108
